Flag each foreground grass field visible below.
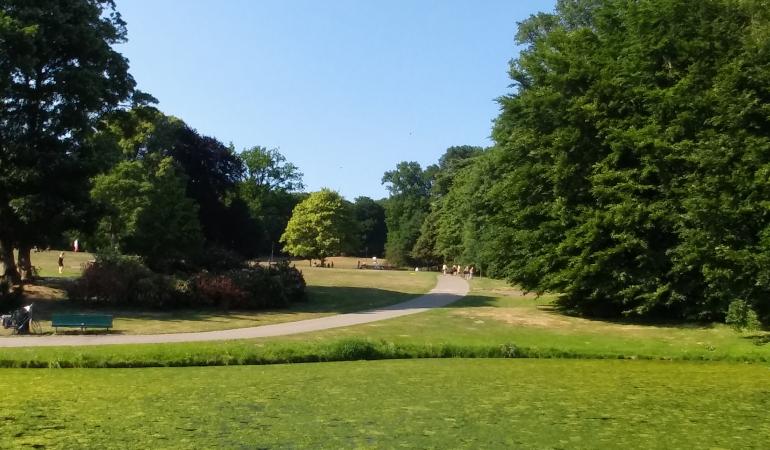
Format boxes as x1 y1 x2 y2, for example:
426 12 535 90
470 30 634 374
2 255 436 336
2 359 768 448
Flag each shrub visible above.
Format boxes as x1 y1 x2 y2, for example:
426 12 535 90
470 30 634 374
191 272 248 308
725 300 761 332
0 280 23 313
196 245 247 272
68 254 184 308
190 262 306 310
68 254 306 311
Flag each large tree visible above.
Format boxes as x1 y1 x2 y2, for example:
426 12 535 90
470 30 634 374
90 157 203 269
411 146 485 266
280 189 357 265
381 162 434 266
0 0 138 281
352 196 387 258
238 146 304 254
485 0 770 321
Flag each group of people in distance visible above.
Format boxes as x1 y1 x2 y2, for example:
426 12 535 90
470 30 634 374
442 263 475 280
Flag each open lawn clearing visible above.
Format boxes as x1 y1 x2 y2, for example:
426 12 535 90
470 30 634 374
3 260 436 336
21 250 94 278
2 359 769 448
261 277 770 362
1 276 769 366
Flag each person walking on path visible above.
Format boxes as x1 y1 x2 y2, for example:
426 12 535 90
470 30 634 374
469 266 474 280
58 252 64 274
442 263 447 275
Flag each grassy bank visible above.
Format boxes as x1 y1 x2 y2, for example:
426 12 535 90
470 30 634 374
2 359 769 448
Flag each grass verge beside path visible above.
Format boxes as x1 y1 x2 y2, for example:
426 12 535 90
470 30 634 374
2 359 769 448
3 275 768 367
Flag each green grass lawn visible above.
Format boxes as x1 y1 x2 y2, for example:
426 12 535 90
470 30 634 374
3 275 769 367
24 249 94 278
3 256 437 335
268 276 770 362
2 359 768 448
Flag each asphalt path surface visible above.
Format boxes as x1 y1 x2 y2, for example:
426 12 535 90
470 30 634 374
0 274 469 348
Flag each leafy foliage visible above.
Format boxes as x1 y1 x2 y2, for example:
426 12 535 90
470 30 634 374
191 262 306 309
462 0 770 322
90 157 203 270
352 196 387 257
280 189 358 263
68 253 183 309
0 0 139 281
725 300 761 332
69 254 306 310
407 0 770 324
381 162 433 266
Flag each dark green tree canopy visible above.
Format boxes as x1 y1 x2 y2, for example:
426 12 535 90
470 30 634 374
0 0 139 281
480 0 770 321
381 162 433 266
352 196 387 258
240 146 304 193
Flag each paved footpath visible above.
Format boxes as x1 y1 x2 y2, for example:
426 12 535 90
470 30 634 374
0 274 469 348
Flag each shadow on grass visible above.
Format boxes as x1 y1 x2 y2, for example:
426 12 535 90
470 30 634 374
447 292 720 331
17 285 427 324
742 334 770 346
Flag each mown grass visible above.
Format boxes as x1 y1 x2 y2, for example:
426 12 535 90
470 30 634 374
2 359 769 449
2 276 769 367
25 249 94 278
274 277 770 362
5 257 436 335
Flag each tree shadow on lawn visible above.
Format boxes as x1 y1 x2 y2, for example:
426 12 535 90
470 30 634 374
18 285 424 323
742 333 770 346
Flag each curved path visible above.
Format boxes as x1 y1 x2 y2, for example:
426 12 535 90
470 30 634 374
0 275 469 348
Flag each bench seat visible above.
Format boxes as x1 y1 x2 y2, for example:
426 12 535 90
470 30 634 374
51 314 113 332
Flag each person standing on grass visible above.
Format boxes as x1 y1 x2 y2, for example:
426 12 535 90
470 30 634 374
58 252 64 274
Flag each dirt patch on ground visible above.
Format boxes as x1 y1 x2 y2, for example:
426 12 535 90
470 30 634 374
453 307 657 332
23 283 68 302
455 308 573 328
484 288 539 298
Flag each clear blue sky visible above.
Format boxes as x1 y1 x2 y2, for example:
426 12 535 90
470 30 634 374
116 0 555 200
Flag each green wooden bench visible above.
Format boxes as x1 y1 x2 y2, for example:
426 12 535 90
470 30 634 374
51 314 113 333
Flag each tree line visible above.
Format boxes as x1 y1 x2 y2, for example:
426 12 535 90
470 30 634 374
381 0 770 324
4 0 770 325
0 0 387 283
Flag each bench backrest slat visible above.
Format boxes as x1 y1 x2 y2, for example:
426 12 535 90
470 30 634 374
51 314 113 327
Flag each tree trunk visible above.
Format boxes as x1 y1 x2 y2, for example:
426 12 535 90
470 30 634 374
0 239 20 284
17 244 33 282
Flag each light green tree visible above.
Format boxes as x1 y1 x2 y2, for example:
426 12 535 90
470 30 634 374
280 189 357 265
91 157 203 269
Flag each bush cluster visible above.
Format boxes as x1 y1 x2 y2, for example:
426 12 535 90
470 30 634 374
68 255 306 310
191 263 305 309
67 254 183 308
0 280 23 313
